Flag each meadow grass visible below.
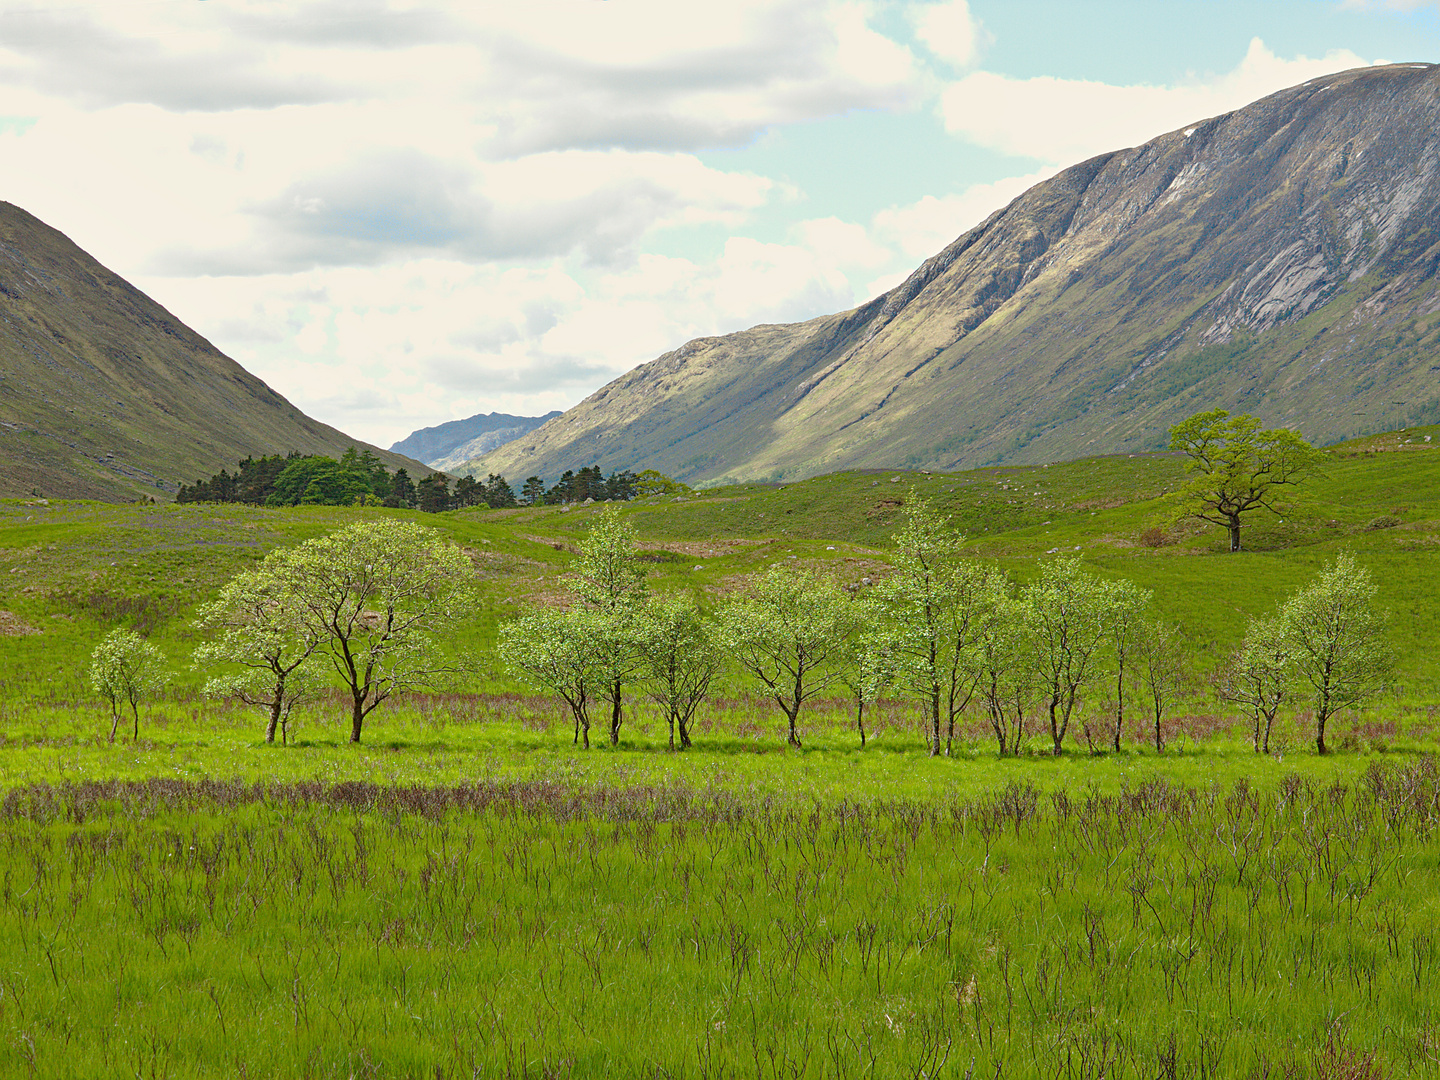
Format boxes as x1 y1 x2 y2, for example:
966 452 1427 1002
6 442 1440 1074
2 759 1439 1077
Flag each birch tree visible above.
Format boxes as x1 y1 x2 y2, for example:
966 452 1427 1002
285 520 473 743
1022 559 1111 755
90 629 168 743
719 566 856 748
1216 615 1290 754
193 548 323 744
1280 553 1392 754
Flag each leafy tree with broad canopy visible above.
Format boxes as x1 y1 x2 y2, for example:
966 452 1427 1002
1168 409 1323 552
1280 553 1393 755
193 547 325 744
90 628 169 743
719 565 857 748
283 520 473 743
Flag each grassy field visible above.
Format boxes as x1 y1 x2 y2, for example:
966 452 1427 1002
4 432 1440 1075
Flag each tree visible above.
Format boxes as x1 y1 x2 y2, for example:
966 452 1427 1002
284 521 473 743
1215 615 1289 754
417 472 451 513
387 468 416 509
872 499 1007 755
193 548 324 744
1022 558 1111 755
638 596 723 750
453 476 481 508
1168 409 1324 552
1136 620 1188 753
634 470 689 497
872 497 963 756
499 608 599 748
521 476 545 505
483 474 517 508
835 599 893 749
90 628 168 743
1104 579 1153 751
1280 553 1393 754
719 566 856 748
974 595 1035 756
565 506 648 745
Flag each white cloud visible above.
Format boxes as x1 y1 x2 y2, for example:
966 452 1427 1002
910 0 983 69
871 169 1056 258
939 38 1373 164
793 216 894 269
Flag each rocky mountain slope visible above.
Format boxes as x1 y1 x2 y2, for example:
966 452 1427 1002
389 410 561 472
468 62 1440 486
0 203 429 501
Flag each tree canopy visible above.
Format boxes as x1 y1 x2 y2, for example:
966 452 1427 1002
1168 409 1323 552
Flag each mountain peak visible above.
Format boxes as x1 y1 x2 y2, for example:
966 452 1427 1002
466 62 1440 485
0 202 427 500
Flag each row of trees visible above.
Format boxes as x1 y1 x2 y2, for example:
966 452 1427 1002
91 504 1392 757
177 451 653 512
92 520 470 744
176 449 452 511
498 503 1392 756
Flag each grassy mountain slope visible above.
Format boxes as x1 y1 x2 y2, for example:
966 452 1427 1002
0 202 430 501
470 63 1440 486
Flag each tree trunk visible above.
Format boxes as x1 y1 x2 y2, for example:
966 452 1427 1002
609 680 623 746
929 685 941 757
266 697 282 744
131 701 140 741
1228 516 1242 553
679 714 692 749
350 694 366 743
786 705 802 749
668 709 676 751
856 699 866 748
109 707 120 745
1113 663 1124 752
1050 697 1064 755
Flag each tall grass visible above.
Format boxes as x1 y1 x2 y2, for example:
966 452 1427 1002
2 765 1439 1076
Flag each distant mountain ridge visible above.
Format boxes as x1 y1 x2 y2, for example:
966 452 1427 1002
465 63 1440 487
388 411 561 472
0 202 430 501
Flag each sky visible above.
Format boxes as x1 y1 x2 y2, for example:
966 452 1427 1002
0 1 1437 448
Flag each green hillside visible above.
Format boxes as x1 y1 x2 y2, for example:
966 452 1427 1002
5 425 1440 704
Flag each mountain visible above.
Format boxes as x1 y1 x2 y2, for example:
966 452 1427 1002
389 411 561 472
0 202 430 501
466 62 1440 487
